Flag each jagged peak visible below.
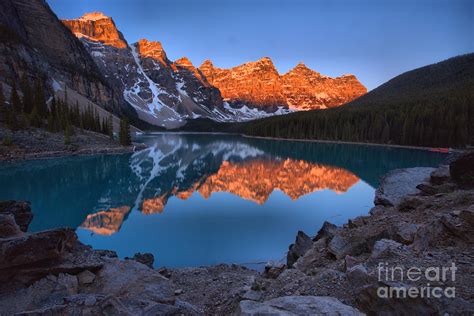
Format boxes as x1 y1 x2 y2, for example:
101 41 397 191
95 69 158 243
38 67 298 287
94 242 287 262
200 59 214 68
78 12 110 21
137 38 163 48
175 57 193 67
339 74 357 79
136 38 169 64
286 62 321 76
258 56 273 62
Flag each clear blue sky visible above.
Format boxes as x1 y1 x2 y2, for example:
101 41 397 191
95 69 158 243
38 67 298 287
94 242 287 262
48 0 473 90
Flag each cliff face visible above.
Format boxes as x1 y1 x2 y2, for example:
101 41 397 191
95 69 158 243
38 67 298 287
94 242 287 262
199 58 367 111
62 12 127 49
0 0 119 112
62 14 232 128
199 58 287 111
281 63 368 110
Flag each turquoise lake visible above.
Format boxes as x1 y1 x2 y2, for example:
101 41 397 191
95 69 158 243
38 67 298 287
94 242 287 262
0 134 446 268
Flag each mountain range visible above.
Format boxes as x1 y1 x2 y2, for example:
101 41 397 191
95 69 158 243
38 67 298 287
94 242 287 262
0 1 367 129
61 12 367 128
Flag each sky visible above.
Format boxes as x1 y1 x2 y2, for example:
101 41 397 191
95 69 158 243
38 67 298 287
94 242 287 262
48 0 473 90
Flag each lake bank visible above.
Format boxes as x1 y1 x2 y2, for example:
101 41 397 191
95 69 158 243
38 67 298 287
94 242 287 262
240 134 460 153
0 125 146 162
0 152 473 314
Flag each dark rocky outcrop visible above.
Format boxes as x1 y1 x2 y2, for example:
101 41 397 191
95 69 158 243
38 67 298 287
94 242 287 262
450 151 474 186
287 231 313 267
0 0 121 112
0 200 33 232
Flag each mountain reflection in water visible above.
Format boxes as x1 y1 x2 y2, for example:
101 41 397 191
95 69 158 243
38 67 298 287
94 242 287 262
0 133 446 267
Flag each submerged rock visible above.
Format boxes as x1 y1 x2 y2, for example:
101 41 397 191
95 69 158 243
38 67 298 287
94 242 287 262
374 168 434 206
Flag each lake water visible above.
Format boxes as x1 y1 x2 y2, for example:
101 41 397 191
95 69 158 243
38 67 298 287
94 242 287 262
0 133 446 268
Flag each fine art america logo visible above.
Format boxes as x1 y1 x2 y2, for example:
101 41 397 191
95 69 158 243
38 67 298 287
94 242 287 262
377 262 457 299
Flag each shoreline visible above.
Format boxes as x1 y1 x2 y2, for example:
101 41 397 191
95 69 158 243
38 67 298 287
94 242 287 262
240 134 457 152
0 143 147 163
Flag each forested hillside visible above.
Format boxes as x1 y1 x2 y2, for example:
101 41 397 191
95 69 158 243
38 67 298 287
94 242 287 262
243 54 474 147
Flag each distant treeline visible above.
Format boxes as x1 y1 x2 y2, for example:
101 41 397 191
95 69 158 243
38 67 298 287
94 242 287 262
243 54 474 148
0 77 131 146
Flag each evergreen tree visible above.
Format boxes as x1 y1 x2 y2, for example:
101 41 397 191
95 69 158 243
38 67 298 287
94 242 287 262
119 118 131 146
10 83 22 113
108 114 114 141
34 79 47 118
29 106 41 128
64 122 72 145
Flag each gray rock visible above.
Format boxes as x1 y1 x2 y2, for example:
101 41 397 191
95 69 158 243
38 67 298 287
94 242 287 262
0 201 33 232
287 231 312 268
57 273 79 295
237 296 364 315
374 168 434 206
344 255 359 271
77 270 96 285
242 290 263 301
397 196 423 212
395 223 419 244
347 264 370 289
430 165 450 185
370 239 404 259
0 213 22 238
263 263 286 279
328 235 370 260
0 228 77 271
132 252 154 268
314 221 338 242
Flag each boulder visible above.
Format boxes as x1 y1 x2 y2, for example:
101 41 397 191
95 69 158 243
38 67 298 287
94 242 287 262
0 228 77 270
287 231 313 267
440 208 474 243
131 252 154 268
77 270 96 285
394 223 419 245
430 165 450 185
450 152 474 186
0 213 22 238
237 296 364 315
0 201 33 232
263 263 286 279
397 196 423 212
370 239 404 259
314 221 338 242
374 168 434 206
347 264 370 289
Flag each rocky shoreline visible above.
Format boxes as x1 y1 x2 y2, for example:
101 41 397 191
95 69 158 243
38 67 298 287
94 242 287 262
0 153 473 315
0 126 146 162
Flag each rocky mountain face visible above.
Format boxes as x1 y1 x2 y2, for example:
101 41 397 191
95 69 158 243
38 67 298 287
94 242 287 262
281 63 367 110
199 58 287 111
1 3 367 129
63 13 274 128
199 59 367 110
0 1 121 113
62 12 366 127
